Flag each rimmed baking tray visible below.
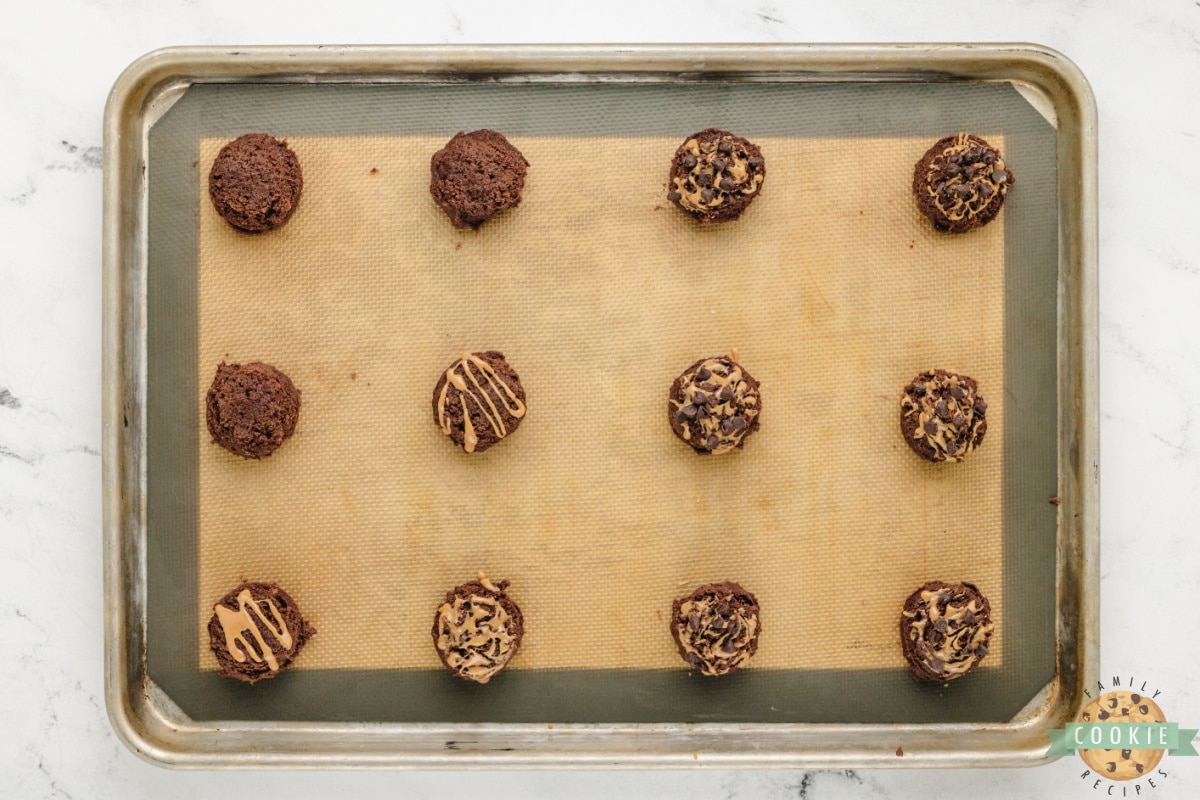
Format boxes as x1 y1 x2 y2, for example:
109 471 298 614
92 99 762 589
102 44 1097 768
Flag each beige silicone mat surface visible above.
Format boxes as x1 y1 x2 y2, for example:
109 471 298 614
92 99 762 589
194 132 1005 673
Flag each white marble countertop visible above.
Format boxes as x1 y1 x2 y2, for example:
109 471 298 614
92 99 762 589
3 0 1199 796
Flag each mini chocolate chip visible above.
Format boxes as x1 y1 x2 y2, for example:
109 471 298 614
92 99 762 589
976 643 989 655
720 420 734 434
964 166 976 179
731 416 747 430
923 421 938 435
929 658 945 672
979 183 994 197
945 163 961 176
747 156 763 169
910 383 926 396
991 169 1008 183
682 404 698 419
696 406 709 420
963 610 977 624
717 139 733 154
953 414 966 427
696 171 712 187
934 619 948 633
667 190 681 202
935 400 949 419
696 366 711 381
675 410 689 424
946 441 959 455
706 435 719 450
701 188 715 203
710 617 726 630
719 386 734 402
948 154 962 164
717 602 731 615
720 177 736 192
956 184 973 197
983 152 996 165
949 386 964 400
692 391 707 405
682 154 697 169
973 398 987 416
685 652 701 667
712 157 728 171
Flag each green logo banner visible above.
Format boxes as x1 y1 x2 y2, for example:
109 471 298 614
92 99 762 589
1046 723 1199 757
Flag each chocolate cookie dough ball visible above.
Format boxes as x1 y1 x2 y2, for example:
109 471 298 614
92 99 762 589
432 351 527 453
208 133 303 233
900 369 986 463
429 129 529 229
667 128 765 223
208 581 315 684
900 581 993 683
432 573 524 684
913 133 1013 233
205 361 301 460
668 354 761 455
670 582 761 676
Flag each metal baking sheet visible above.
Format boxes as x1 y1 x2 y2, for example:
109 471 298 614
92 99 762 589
102 44 1098 768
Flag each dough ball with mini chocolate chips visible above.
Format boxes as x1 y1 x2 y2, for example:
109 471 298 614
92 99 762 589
913 133 1013 233
430 130 529 229
667 129 765 223
671 582 761 676
431 574 524 684
900 581 993 682
208 581 315 684
205 361 301 459
668 355 761 455
432 351 527 453
899 369 987 463
208 133 303 232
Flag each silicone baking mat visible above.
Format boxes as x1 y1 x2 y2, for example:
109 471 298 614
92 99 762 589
145 81 1058 723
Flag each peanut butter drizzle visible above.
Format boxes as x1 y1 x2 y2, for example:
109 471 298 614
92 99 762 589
672 134 764 214
675 594 759 676
924 132 1009 222
213 589 293 671
670 355 760 454
436 352 526 453
903 587 993 678
435 575 518 684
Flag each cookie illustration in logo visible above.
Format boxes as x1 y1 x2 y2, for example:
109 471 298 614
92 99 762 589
1077 691 1167 780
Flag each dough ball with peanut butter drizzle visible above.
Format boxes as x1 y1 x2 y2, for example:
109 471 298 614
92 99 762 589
899 369 987 463
667 128 766 223
432 351 527 453
207 581 315 684
900 581 993 682
432 574 525 684
671 582 761 676
913 133 1013 233
668 352 762 455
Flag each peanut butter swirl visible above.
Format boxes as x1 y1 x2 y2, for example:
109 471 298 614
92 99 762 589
213 588 293 672
672 583 760 677
436 352 526 453
433 574 522 684
902 583 993 680
900 369 987 463
924 133 1010 223
670 355 761 454
668 130 765 218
